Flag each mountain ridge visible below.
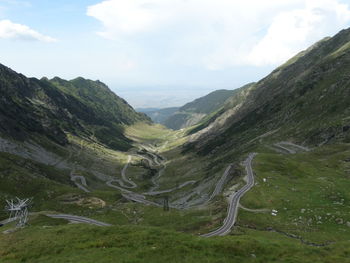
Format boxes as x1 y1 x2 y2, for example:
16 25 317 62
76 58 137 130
148 89 238 130
187 28 350 154
0 64 150 151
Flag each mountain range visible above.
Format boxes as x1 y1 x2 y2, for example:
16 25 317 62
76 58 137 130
187 29 350 155
0 65 149 151
1 27 350 263
139 89 238 130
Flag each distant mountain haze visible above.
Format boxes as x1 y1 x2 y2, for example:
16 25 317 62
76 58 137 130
137 107 179 124
140 89 240 130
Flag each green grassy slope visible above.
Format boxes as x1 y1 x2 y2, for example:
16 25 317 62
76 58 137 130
1 216 350 263
237 144 350 244
1 120 350 263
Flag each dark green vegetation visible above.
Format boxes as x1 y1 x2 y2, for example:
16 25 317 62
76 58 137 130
0 64 149 151
161 89 237 130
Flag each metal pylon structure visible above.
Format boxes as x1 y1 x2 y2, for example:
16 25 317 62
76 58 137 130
5 197 32 227
163 196 169 211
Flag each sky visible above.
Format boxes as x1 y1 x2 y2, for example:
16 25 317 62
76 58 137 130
0 0 350 108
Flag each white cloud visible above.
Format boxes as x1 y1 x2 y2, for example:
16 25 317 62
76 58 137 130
0 20 56 42
87 0 163 37
247 0 350 66
87 0 350 68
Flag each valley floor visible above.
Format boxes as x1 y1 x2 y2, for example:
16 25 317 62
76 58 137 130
1 124 350 262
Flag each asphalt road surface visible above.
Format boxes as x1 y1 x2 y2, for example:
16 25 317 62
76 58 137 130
70 172 90 193
106 155 136 189
121 155 137 188
46 214 112 226
208 164 233 202
1 214 111 227
201 153 257 237
121 193 162 207
280 141 310 151
0 217 17 226
273 142 310 154
144 180 196 196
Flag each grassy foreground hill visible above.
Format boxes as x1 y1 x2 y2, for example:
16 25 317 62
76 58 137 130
1 222 350 263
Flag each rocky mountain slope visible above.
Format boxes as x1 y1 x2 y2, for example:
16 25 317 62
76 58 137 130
161 89 237 130
0 63 152 221
137 107 179 124
187 28 350 154
0 64 149 151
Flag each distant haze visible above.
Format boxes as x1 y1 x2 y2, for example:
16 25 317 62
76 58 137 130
116 86 232 108
0 1 349 108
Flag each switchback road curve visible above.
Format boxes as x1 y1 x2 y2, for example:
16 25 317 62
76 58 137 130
202 153 257 237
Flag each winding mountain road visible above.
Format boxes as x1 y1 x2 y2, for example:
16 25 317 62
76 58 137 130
273 142 310 154
121 193 162 207
143 150 167 193
274 143 296 154
46 214 111 226
0 217 17 226
70 171 90 193
106 180 133 193
105 150 197 207
121 155 137 188
208 164 233 202
106 153 164 206
134 154 153 167
140 150 197 196
280 141 310 152
144 180 196 196
201 153 257 237
106 155 136 189
1 214 111 227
